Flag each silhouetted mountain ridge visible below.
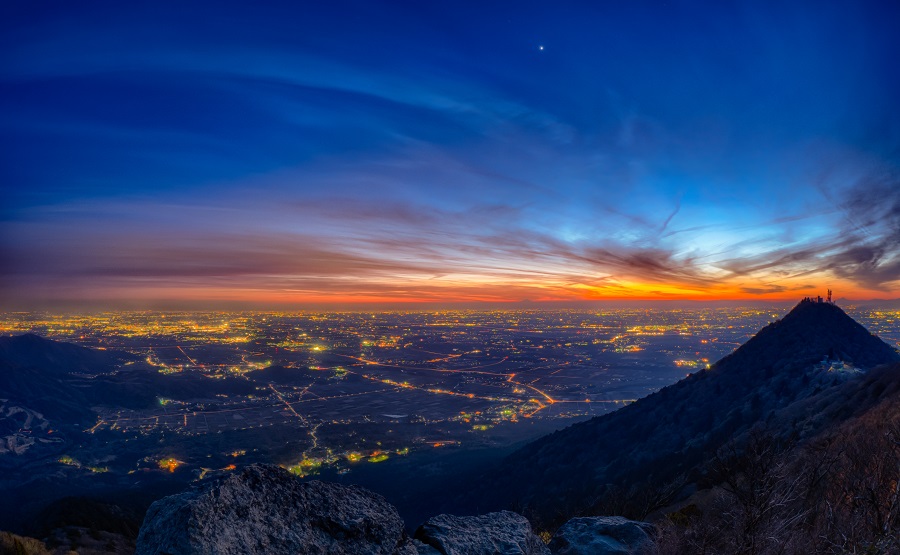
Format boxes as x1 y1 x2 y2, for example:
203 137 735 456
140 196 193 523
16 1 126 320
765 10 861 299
0 334 256 424
0 333 134 375
711 299 898 374
0 334 128 424
462 300 899 525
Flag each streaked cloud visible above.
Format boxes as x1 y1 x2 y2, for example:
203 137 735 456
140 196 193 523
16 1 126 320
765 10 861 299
1 2 899 306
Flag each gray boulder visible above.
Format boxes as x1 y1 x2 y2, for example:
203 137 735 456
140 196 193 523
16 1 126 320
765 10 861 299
412 540 443 554
400 539 441 555
414 510 549 555
135 464 409 554
548 516 655 555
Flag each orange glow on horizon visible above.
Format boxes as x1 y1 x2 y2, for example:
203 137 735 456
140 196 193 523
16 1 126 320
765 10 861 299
41 289 879 306
12 270 891 308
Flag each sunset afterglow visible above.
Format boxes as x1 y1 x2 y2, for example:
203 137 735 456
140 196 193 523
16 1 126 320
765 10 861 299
2 2 898 307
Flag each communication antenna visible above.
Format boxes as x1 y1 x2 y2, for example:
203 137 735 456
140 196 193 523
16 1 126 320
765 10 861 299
826 289 832 303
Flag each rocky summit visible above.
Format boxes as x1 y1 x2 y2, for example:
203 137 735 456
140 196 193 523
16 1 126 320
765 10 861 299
414 511 549 555
135 463 658 555
547 517 655 555
135 464 414 555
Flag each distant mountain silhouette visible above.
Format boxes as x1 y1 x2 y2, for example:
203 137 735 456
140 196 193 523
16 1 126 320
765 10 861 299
0 334 255 424
0 334 133 424
463 300 900 525
0 362 94 424
0 333 134 375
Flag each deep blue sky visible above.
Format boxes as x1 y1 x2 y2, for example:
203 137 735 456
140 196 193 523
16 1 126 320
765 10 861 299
2 1 899 306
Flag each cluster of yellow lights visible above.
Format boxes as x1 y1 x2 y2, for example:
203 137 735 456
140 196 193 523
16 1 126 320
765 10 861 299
158 457 181 473
57 456 109 474
284 445 415 477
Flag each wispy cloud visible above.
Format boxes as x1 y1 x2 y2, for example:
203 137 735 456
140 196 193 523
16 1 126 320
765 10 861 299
5 146 900 306
2 3 899 305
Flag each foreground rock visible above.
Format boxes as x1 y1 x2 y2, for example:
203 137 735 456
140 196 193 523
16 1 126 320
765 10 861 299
136 464 411 555
0 531 52 555
548 516 655 555
415 510 550 555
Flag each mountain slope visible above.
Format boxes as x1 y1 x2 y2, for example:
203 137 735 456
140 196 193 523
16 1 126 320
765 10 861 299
0 334 133 424
0 334 257 418
655 364 900 554
0 333 134 375
764 360 900 441
465 300 900 525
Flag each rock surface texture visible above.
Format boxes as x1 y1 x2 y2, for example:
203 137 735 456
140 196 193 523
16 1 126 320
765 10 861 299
414 510 550 555
548 516 655 555
135 464 411 555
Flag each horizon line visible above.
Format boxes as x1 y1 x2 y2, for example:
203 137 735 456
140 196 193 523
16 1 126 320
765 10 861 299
2 296 897 313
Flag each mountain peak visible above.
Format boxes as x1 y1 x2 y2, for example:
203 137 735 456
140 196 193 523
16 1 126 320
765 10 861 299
715 298 899 374
784 297 854 323
463 300 899 525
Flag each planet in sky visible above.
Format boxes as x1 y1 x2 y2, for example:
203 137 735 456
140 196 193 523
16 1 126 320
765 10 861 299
1 1 898 308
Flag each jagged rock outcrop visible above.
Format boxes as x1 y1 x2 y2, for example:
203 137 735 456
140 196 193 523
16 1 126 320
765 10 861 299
0 531 53 555
548 516 655 555
414 510 550 555
136 465 553 555
135 464 413 555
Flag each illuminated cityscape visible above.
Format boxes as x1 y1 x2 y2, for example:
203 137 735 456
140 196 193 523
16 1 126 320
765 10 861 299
2 306 897 483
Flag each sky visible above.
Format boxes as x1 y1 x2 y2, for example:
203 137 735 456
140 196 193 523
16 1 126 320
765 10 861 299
2 1 899 308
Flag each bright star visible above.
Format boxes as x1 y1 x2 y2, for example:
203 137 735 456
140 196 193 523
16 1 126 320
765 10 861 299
539 45 544 51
